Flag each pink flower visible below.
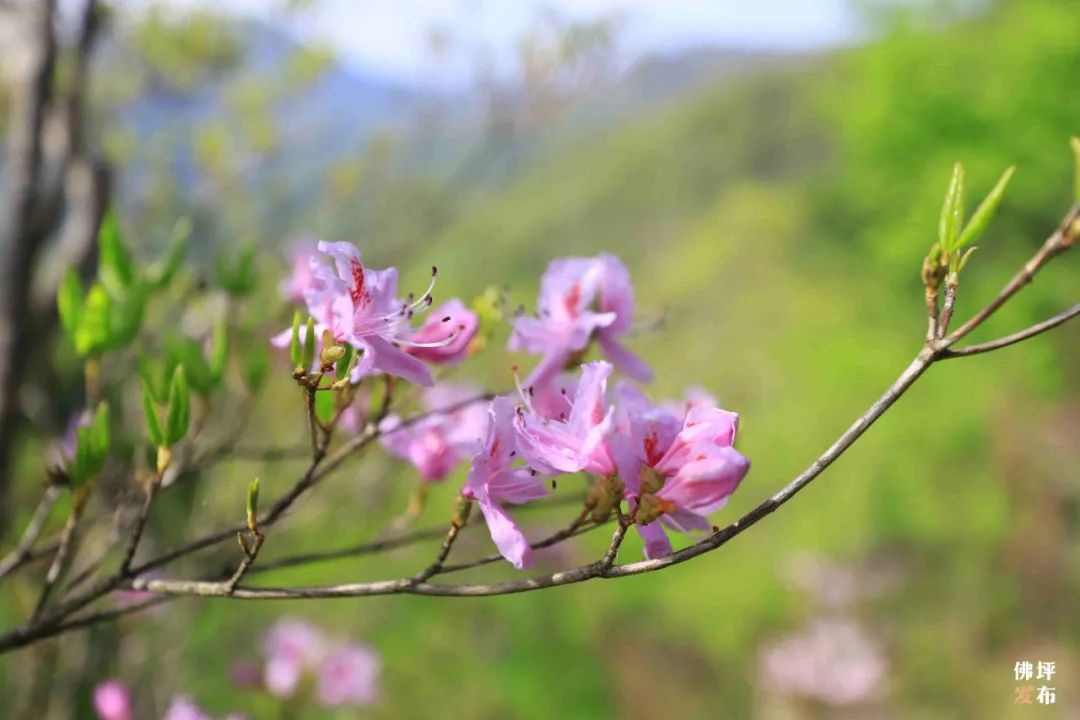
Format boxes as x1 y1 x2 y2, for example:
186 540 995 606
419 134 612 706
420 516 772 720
161 695 212 720
463 396 548 569
758 617 886 706
316 644 380 708
279 245 316 303
379 385 488 483
405 298 478 364
263 618 325 698
514 361 616 476
612 383 749 559
510 254 652 389
272 241 438 386
93 680 133 720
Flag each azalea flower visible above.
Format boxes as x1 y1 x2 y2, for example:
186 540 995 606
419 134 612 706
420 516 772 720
315 645 380 708
463 396 548 569
611 382 749 559
379 384 489 483
279 244 316 303
161 696 213 720
509 254 652 390
273 241 453 386
93 680 133 720
404 298 478 364
260 618 380 709
263 618 325 698
514 361 616 476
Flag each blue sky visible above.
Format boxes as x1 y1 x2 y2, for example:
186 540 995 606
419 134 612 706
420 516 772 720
124 0 859 85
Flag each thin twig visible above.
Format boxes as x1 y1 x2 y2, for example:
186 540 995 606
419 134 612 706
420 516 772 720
943 204 1079 345
0 484 59 581
118 472 162 576
225 531 264 595
940 302 1080 359
30 490 86 621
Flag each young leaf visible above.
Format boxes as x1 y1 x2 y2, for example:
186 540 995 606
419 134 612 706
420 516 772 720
57 269 84 342
142 379 164 447
147 217 191 290
335 343 353 381
243 347 269 392
98 210 136 295
246 477 260 531
209 317 229 383
75 283 111 357
955 166 1015 250
301 316 316 370
106 285 147 350
938 162 965 251
315 387 335 424
289 311 302 367
88 402 110 461
1071 136 1080 204
164 365 190 446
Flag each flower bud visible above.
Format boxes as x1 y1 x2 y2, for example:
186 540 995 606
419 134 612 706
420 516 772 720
320 329 346 366
635 493 674 525
452 494 473 529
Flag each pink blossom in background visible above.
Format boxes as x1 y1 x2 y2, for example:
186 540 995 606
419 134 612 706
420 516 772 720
514 361 616 476
230 660 263 690
263 618 325 698
316 644 380 707
510 254 652 390
271 241 435 386
405 298 478 364
161 695 212 720
93 680 133 720
259 618 381 709
611 382 749 559
464 396 548 569
758 617 887 706
379 384 489 483
279 244 315 303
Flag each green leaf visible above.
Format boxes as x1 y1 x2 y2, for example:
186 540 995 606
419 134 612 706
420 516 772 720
1071 137 1080 204
98 210 136 295
147 217 191 290
301 316 315 370
315 387 335 424
938 162 965 251
138 356 167 403
71 403 110 485
166 336 213 394
75 283 111 357
57 269 84 342
88 402 110 461
209 317 228 382
106 285 147 350
243 347 269 392
142 379 163 446
335 343 353 381
246 477 260 529
955 166 1015 250
289 311 302 367
164 365 190 446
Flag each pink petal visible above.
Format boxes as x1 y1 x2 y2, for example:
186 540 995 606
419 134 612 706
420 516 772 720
477 497 534 569
364 335 434 387
636 520 673 560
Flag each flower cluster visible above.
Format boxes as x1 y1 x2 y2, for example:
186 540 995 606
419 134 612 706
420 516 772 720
93 619 378 719
276 243 750 569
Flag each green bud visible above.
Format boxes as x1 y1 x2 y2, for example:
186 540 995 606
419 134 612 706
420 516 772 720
939 162 965 251
164 364 190 446
635 493 672 525
301 317 316 370
452 494 473 529
289 311 302 367
246 477 260 532
955 165 1015 251
319 329 345 366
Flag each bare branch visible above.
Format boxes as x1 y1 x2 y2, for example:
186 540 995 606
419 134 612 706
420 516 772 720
0 484 59 582
941 302 1080 359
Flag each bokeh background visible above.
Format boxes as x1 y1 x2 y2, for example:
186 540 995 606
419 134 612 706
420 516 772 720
1 0 1079 717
